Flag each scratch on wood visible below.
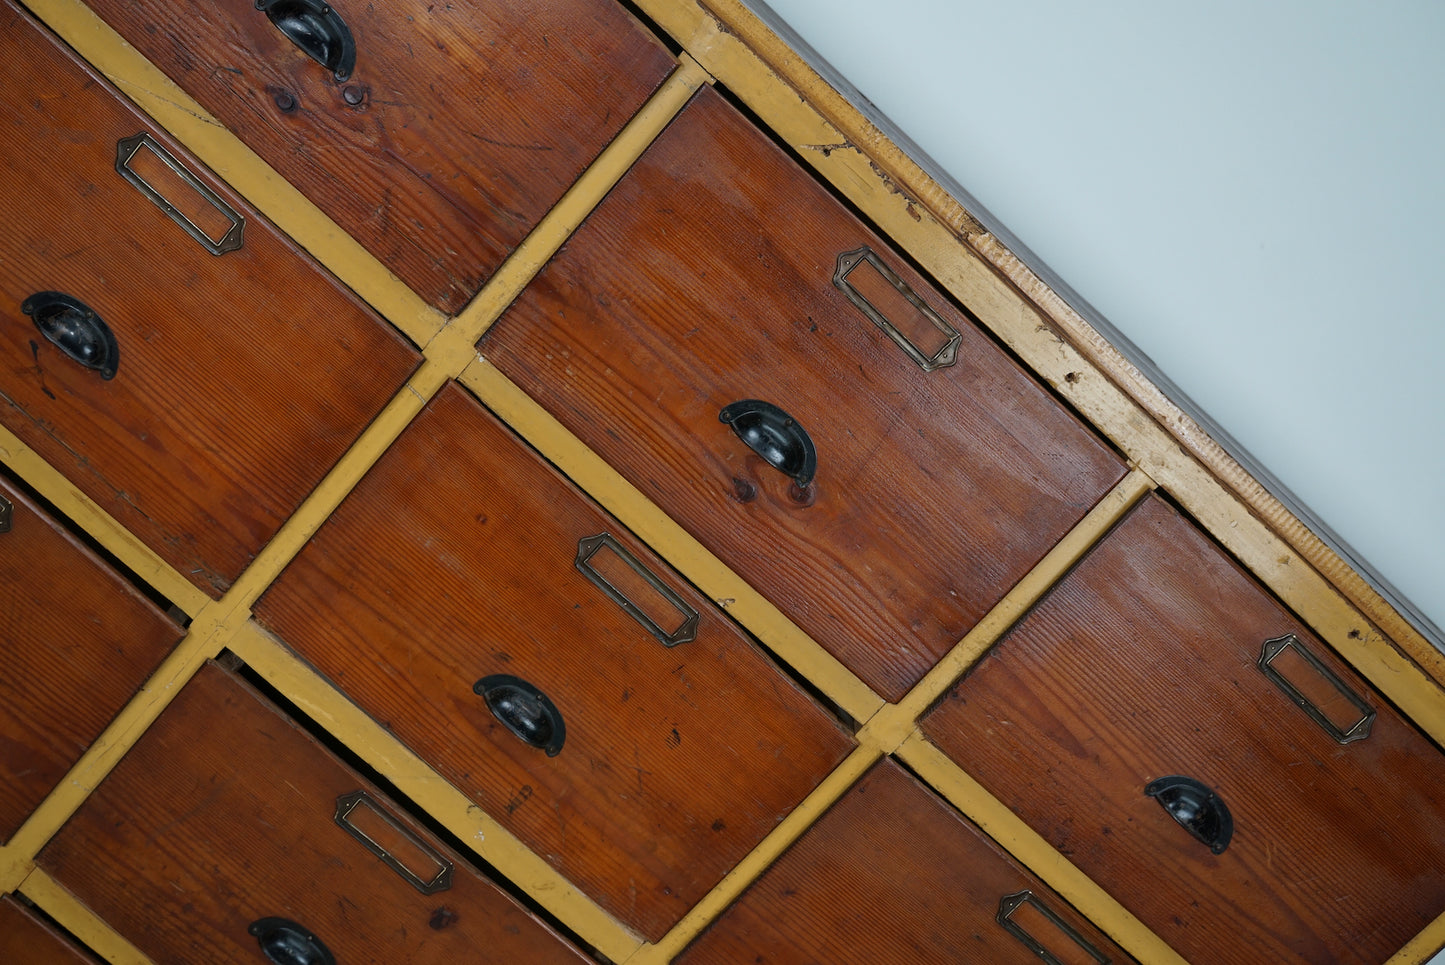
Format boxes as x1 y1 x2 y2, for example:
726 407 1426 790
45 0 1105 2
114 80 224 128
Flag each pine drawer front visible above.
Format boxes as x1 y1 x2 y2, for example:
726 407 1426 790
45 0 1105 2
480 86 1127 702
255 382 856 941
923 494 1445 964
677 758 1134 964
81 0 675 314
0 896 97 964
0 2 422 595
0 475 182 843
38 662 592 963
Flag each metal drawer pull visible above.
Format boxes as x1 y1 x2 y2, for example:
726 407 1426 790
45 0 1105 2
0 495 11 533
1258 633 1375 744
719 399 817 489
335 789 454 895
577 533 699 647
22 292 118 380
248 917 334 965
833 246 961 372
1145 775 1233 854
997 890 1110 965
475 674 566 756
257 0 357 82
116 133 244 256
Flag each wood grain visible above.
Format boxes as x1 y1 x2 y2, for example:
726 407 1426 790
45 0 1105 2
254 382 855 941
0 474 181 843
0 2 421 594
676 759 1136 964
80 0 675 314
924 494 1445 965
0 896 97 964
481 86 1127 701
38 662 591 964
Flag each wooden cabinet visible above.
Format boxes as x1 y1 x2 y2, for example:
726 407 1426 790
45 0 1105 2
2 0 1443 962
39 662 593 963
0 1 422 594
0 896 98 964
80 0 676 313
482 86 1127 702
676 759 1136 964
0 474 181 844
923 494 1445 964
255 381 854 941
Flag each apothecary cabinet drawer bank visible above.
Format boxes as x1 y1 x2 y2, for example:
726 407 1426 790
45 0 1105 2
2 0 1443 962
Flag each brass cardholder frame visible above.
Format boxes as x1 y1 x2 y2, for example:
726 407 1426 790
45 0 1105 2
115 132 245 255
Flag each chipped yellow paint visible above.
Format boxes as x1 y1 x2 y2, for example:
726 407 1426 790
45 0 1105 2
460 356 886 724
18 0 444 345
0 423 211 617
225 620 645 965
18 869 154 965
895 732 1190 965
0 600 243 891
1387 910 1445 965
631 0 1445 747
623 743 882 964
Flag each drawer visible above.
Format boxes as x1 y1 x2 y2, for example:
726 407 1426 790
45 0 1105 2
677 758 1135 963
82 0 676 313
0 896 97 964
922 494 1445 964
254 382 855 941
0 474 181 843
480 86 1127 702
1 2 421 595
38 661 593 963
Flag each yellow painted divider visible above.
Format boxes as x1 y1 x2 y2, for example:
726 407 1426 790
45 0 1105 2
896 733 1190 965
1388 911 1445 965
0 424 211 618
622 744 882 965
0 601 245 891
461 356 887 725
19 870 153 965
226 621 644 964
859 469 1154 751
0 52 709 897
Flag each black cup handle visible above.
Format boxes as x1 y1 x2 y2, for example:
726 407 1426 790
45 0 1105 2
475 674 566 757
248 917 335 965
22 292 119 380
719 399 817 489
1145 775 1233 854
256 0 356 82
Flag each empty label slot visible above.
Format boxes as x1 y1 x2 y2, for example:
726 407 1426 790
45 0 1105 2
1259 634 1375 742
999 891 1108 965
336 790 452 893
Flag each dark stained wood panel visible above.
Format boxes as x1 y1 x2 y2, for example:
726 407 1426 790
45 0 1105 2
255 382 855 941
481 86 1127 701
38 662 592 964
82 0 676 313
0 475 181 843
677 759 1135 964
0 3 421 594
0 897 98 964
924 494 1445 965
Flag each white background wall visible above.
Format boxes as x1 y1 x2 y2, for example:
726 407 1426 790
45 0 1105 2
748 0 1444 650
